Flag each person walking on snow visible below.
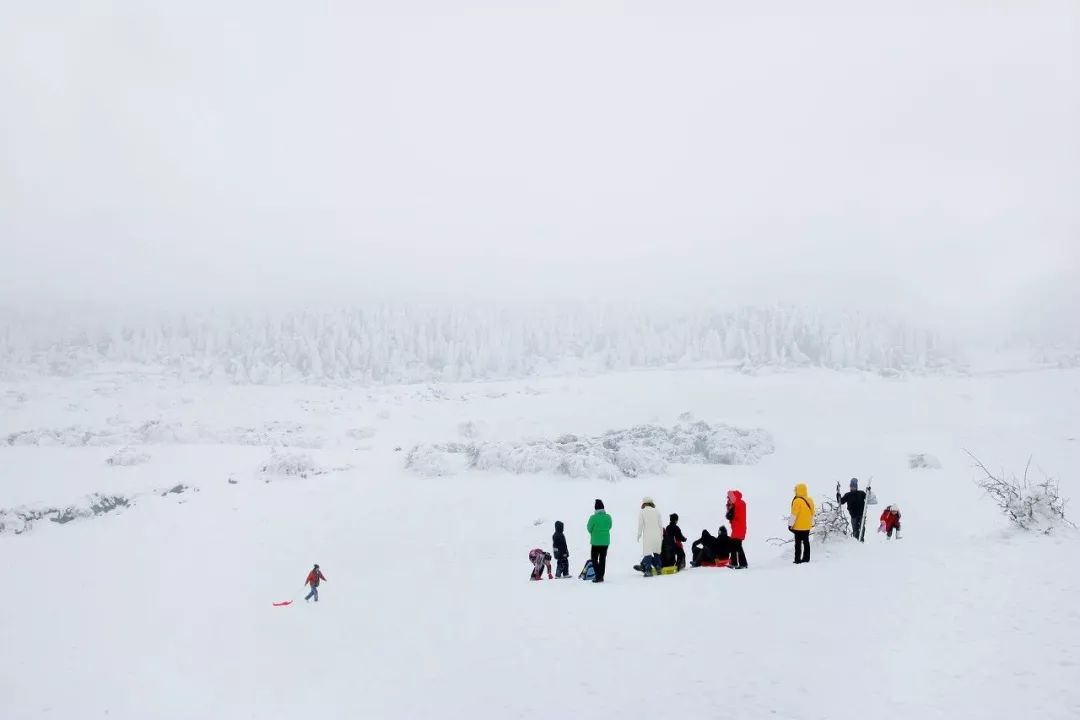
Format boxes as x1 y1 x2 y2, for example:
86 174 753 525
837 477 867 541
552 521 570 578
790 484 815 564
726 490 748 569
304 564 327 602
587 499 612 583
635 497 664 576
879 505 902 539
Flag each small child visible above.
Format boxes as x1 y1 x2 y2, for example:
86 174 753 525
552 520 570 578
879 505 902 539
529 548 554 580
662 513 688 570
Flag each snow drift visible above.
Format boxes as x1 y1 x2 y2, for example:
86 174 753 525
406 421 775 480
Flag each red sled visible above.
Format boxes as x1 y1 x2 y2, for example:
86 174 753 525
272 600 293 607
697 558 730 568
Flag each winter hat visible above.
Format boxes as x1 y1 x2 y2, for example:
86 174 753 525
850 478 859 489
891 505 900 513
313 564 319 569
642 496 654 506
594 499 605 510
554 520 564 532
669 513 679 523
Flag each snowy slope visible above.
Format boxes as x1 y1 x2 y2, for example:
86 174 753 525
1 367 1078 719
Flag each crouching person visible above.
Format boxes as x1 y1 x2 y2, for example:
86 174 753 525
529 548 553 580
879 505 902 539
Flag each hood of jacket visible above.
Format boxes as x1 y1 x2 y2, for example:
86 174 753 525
794 483 808 499
727 490 743 504
554 521 564 532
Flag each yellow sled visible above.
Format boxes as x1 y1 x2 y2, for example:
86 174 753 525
660 566 679 575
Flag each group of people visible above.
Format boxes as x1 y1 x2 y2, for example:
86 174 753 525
528 478 904 581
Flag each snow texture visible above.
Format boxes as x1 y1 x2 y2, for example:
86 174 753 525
407 421 774 480
909 453 943 469
106 447 151 466
1 365 1078 720
5 420 323 448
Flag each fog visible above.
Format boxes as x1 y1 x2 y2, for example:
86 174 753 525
2 2 1077 328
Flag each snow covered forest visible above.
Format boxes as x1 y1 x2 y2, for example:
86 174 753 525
0 304 953 384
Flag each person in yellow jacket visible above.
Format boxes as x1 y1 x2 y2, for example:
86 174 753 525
789 483 816 564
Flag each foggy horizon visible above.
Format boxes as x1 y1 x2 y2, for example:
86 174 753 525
2 3 1077 331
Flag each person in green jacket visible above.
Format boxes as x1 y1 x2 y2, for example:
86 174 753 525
586 498 612 583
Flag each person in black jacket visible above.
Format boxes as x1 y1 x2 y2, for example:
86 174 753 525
691 529 716 566
713 526 733 561
837 477 867 541
661 513 688 570
691 526 734 566
552 520 570 578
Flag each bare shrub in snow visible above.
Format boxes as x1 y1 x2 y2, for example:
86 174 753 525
767 498 852 547
260 451 320 479
407 421 774 480
968 451 1074 533
106 447 151 466
259 451 350 480
909 453 942 469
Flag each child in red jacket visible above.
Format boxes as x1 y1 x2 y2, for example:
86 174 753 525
879 506 902 539
304 564 327 602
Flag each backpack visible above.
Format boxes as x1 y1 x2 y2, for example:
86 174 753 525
578 559 596 581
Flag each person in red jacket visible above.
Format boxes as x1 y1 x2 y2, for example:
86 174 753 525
726 490 748 569
879 506 902 539
304 564 327 602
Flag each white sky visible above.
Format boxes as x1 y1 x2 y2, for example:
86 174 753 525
1 2 1077 323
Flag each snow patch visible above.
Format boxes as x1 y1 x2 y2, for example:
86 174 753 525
106 447 151 466
909 453 942 469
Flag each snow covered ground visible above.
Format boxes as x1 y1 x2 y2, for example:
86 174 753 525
1 366 1078 719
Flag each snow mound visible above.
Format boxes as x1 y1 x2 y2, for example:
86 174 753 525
0 494 131 535
406 421 774 480
259 451 350 480
106 447 151 466
909 453 942 469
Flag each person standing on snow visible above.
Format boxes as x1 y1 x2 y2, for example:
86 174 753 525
789 484 815 564
726 490 748 569
552 520 570 578
587 499 612 583
837 477 867 541
635 497 664 575
304 564 327 602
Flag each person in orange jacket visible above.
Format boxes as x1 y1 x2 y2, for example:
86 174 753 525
304 564 327 602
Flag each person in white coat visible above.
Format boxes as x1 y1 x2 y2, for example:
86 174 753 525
635 497 664 576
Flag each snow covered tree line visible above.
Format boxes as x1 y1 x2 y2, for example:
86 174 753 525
0 304 952 384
